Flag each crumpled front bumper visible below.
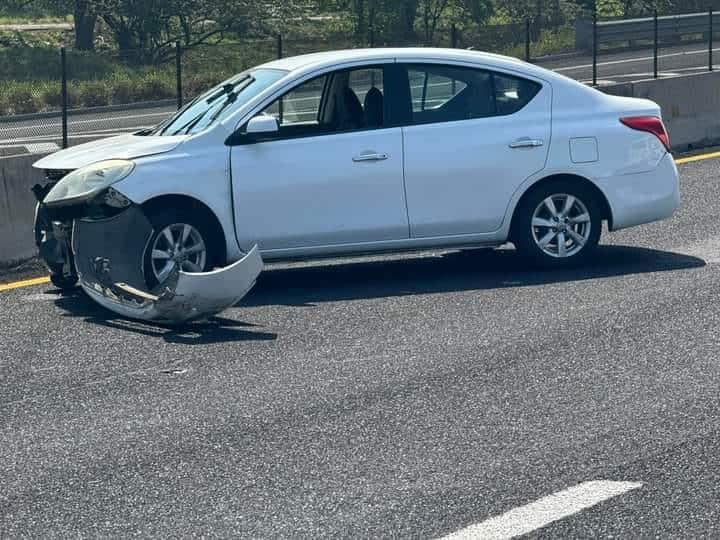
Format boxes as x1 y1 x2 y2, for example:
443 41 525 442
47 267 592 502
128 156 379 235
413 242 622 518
69 205 263 324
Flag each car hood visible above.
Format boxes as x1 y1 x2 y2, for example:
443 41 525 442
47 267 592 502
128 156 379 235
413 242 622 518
33 133 187 170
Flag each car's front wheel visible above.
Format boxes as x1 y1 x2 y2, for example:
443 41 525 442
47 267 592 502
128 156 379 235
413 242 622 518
512 181 602 268
50 272 78 291
143 209 218 288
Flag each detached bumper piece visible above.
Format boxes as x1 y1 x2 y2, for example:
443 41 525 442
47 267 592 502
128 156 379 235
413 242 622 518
72 206 263 324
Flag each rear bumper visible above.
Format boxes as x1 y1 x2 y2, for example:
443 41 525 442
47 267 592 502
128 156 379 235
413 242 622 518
599 152 680 231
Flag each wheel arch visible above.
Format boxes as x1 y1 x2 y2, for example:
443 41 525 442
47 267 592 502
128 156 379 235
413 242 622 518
509 173 613 239
141 194 227 266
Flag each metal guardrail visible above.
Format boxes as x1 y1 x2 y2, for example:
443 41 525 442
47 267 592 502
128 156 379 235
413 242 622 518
577 11 720 51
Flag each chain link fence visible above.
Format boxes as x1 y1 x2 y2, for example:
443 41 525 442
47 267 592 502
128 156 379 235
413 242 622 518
1 10 719 155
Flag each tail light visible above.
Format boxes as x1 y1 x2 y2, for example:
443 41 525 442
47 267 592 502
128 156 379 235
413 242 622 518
620 116 671 151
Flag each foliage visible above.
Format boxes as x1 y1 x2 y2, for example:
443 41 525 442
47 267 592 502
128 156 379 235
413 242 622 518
3 0 720 117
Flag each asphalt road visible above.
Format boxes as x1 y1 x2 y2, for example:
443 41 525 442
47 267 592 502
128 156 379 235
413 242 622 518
538 41 719 83
0 40 716 155
1 156 720 537
0 104 176 155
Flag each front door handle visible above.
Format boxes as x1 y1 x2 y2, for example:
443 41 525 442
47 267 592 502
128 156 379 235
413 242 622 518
509 138 544 149
353 152 388 162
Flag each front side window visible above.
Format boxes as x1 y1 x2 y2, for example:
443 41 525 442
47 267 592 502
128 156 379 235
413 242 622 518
404 64 541 126
251 65 386 140
265 75 327 126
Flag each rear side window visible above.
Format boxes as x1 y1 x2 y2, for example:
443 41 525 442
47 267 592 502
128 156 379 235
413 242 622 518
403 64 541 126
409 69 468 112
493 73 541 115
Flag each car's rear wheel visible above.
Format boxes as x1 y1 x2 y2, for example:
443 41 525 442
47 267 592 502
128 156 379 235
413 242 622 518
143 209 217 288
512 181 602 268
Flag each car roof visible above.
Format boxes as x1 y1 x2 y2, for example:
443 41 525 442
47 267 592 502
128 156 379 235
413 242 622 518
259 47 558 81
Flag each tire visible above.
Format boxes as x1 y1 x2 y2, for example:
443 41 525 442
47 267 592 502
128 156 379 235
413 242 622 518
143 208 219 289
50 272 78 291
512 180 602 269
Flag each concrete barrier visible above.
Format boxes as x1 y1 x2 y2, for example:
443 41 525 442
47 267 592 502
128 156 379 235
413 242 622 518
0 153 50 267
602 70 720 151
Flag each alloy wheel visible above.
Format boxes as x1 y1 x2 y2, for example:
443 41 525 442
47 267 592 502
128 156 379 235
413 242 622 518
530 194 592 258
150 223 207 283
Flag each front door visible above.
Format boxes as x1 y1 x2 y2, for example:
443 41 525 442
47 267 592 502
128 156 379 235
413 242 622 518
230 65 408 252
399 63 552 237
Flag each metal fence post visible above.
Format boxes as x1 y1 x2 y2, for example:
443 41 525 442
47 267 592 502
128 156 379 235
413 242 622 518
369 26 375 47
592 10 597 86
653 9 658 78
451 23 457 48
175 41 183 110
525 18 531 61
277 33 283 59
60 47 68 149
710 8 714 71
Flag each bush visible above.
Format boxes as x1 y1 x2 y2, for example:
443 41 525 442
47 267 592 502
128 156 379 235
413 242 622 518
40 85 80 110
134 73 174 101
183 72 230 99
110 78 137 104
0 93 10 116
40 86 63 109
78 80 110 107
4 85 40 114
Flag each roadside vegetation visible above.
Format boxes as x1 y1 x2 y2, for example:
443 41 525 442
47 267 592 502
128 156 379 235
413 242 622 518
0 0 704 116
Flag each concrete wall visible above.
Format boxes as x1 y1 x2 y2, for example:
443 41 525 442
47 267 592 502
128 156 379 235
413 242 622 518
601 70 720 151
0 153 49 267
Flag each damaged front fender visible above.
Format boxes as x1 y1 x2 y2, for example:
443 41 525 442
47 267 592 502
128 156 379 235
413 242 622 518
72 206 263 324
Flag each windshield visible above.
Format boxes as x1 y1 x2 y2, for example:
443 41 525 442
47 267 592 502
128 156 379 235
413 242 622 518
152 68 287 136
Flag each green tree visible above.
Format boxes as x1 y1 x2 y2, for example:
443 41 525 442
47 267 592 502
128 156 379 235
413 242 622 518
94 0 297 59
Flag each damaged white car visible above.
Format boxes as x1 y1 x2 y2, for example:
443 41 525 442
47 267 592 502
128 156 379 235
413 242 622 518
33 48 680 322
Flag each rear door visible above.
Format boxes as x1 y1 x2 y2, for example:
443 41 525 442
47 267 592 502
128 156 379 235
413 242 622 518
399 63 551 237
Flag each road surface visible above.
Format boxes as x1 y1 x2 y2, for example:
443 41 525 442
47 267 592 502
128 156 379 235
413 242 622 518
1 155 720 536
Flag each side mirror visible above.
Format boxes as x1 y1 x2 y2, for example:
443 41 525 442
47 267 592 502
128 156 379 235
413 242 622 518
246 114 279 135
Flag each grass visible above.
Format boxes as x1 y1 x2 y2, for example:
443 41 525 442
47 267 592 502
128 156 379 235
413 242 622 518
0 72 184 114
500 26 576 60
0 39 284 115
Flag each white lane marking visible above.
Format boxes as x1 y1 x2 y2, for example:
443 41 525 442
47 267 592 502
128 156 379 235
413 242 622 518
0 126 154 145
555 46 720 72
441 480 642 540
0 110 172 132
24 142 60 152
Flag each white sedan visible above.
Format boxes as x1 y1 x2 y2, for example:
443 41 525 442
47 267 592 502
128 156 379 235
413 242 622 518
33 48 680 321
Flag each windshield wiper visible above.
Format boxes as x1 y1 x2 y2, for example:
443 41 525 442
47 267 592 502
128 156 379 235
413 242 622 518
170 109 211 136
206 76 249 103
206 77 255 125
167 75 254 136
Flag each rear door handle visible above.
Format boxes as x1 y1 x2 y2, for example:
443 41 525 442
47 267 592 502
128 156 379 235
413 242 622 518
353 152 388 162
509 138 544 148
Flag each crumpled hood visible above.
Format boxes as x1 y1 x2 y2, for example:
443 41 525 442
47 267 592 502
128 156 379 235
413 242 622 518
33 133 186 170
